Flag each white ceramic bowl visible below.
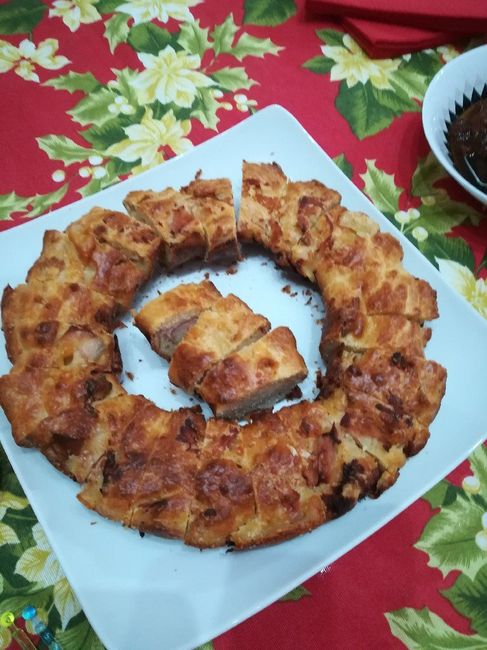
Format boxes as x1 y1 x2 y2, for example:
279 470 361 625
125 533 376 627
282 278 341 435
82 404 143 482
422 44 487 205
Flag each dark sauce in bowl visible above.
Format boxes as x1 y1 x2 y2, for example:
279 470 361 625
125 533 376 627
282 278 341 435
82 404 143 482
447 98 487 189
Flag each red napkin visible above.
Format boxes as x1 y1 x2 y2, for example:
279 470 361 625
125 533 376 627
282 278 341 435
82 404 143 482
306 0 487 32
342 17 460 58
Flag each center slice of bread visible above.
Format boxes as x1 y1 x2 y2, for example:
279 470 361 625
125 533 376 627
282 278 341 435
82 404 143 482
134 280 222 360
168 294 271 393
197 327 308 419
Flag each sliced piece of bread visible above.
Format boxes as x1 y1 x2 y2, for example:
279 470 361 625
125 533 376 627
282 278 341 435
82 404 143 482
168 294 270 393
134 280 222 360
198 326 308 419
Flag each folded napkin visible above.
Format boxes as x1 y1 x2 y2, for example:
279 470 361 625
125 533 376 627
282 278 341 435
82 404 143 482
306 0 487 32
342 17 460 58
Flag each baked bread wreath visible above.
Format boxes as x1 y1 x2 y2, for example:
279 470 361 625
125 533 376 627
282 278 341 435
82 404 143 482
0 163 447 549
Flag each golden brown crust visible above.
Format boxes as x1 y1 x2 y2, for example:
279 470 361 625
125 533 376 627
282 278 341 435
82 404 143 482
183 177 234 204
66 207 160 276
2 281 118 363
168 294 270 393
89 246 149 309
26 230 91 286
232 435 326 548
61 394 147 482
320 310 431 359
124 179 240 268
0 366 124 449
128 407 206 538
282 183 342 274
238 162 341 275
77 399 166 524
198 327 308 419
12 326 121 373
314 226 439 321
185 456 255 548
252 398 389 511
238 161 287 248
184 418 254 547
66 208 160 309
0 165 447 552
124 188 207 269
324 347 447 428
134 280 221 360
338 389 428 460
79 404 206 537
182 177 241 264
31 227 147 310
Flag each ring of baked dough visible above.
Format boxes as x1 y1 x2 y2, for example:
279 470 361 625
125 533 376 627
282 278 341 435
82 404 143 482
0 164 447 550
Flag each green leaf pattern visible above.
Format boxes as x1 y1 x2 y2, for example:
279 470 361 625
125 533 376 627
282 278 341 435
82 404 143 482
360 156 487 319
414 494 485 580
243 0 297 26
386 608 487 649
0 0 46 35
442 566 487 637
103 13 130 54
0 4 486 649
0 448 88 646
177 19 211 57
303 31 442 139
0 7 282 213
280 585 312 601
386 444 487 648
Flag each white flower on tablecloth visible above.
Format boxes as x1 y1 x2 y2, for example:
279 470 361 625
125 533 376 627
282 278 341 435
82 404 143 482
437 258 487 318
475 530 487 552
52 169 66 182
49 0 101 32
108 94 136 116
394 208 420 226
0 490 28 547
234 93 257 112
437 45 459 63
322 34 400 89
132 45 213 107
411 225 428 242
15 523 81 629
116 0 201 24
0 38 70 82
0 626 11 650
106 108 191 172
462 475 481 494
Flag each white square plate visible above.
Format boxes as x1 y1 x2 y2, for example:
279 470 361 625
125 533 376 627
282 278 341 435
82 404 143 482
1 105 486 650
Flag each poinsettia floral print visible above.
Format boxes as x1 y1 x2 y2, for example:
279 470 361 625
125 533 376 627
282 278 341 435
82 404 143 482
15 524 81 630
0 9 279 212
321 34 400 90
304 29 443 139
106 107 192 172
0 2 486 649
0 38 69 82
131 45 214 106
360 153 487 319
386 444 487 648
49 0 102 32
117 0 202 24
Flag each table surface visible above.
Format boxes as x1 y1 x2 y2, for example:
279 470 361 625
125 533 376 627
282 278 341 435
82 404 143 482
0 1 486 649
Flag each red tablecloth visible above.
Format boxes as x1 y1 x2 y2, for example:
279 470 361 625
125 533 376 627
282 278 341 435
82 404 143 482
0 1 486 649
